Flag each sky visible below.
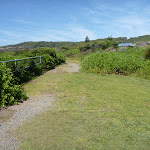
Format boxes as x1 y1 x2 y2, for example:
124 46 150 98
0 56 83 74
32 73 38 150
0 0 150 46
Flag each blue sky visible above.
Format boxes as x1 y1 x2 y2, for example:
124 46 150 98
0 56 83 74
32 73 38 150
0 0 150 46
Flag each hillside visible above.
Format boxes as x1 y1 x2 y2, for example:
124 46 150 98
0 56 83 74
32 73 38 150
0 41 80 51
1 35 150 52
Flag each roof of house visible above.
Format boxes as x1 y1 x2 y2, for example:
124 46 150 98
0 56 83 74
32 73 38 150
137 42 147 47
118 43 132 47
130 43 136 47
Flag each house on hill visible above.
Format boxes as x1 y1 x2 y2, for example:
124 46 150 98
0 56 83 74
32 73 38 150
137 42 147 47
118 43 136 48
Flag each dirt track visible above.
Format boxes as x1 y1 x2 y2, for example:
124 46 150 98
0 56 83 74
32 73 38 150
0 63 80 150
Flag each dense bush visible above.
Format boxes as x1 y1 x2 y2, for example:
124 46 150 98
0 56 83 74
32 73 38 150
81 49 150 79
42 54 55 70
0 63 27 107
15 60 42 83
77 40 119 54
58 47 80 57
14 47 56 58
55 53 66 65
0 54 16 71
31 47 56 57
134 60 150 80
14 49 65 83
145 46 150 59
0 48 66 106
79 43 91 52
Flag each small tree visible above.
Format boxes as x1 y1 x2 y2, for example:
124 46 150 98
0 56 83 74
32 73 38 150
85 36 89 43
107 35 113 41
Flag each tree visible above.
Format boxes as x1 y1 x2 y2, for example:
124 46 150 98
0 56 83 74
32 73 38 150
107 35 113 41
85 36 89 43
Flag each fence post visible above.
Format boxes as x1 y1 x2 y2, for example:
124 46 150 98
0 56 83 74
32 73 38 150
15 59 17 71
40 56 42 64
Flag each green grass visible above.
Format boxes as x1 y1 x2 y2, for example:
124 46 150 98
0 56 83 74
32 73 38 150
17 64 150 150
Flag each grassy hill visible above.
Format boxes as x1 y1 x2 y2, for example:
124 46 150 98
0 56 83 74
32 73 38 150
1 35 150 52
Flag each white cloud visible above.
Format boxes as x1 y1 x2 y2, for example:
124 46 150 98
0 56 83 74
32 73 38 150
0 30 15 36
0 30 29 39
83 0 150 38
35 24 96 42
84 8 97 15
69 15 77 22
29 32 70 42
1 0 150 46
0 39 21 46
65 23 96 41
13 19 35 25
117 16 150 26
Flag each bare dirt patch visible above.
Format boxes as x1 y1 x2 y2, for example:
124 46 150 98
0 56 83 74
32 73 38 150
48 63 80 74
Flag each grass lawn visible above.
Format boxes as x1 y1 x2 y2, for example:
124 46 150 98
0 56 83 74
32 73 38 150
17 63 150 150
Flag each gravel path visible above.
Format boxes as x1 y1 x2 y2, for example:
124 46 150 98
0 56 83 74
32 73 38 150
48 63 80 73
0 95 54 150
62 63 80 73
0 63 80 150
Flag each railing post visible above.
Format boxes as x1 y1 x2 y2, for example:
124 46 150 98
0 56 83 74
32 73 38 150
15 59 17 71
40 56 42 64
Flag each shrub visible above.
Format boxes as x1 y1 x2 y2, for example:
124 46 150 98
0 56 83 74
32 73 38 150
145 46 150 59
0 48 66 107
65 49 80 57
15 60 42 83
31 48 56 58
0 55 16 71
81 50 149 79
79 44 90 52
42 54 55 70
134 60 150 80
0 63 27 107
55 53 66 65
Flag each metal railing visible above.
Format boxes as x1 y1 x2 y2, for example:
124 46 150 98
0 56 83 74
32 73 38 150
0 56 43 72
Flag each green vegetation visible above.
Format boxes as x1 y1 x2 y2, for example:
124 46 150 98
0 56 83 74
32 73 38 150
1 35 149 148
85 36 90 43
1 41 80 51
0 63 27 107
0 48 65 107
145 45 150 59
113 35 150 43
81 48 150 80
1 38 149 107
1 35 150 52
17 63 150 150
79 38 118 52
56 38 118 59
